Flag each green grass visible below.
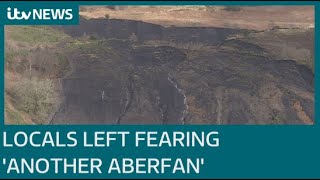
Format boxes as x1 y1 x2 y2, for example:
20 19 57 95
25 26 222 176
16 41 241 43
67 38 121 58
7 26 70 45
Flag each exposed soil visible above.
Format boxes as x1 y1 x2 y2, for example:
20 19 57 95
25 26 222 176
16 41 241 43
49 18 314 125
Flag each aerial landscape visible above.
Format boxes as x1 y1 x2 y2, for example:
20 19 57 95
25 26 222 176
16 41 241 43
5 6 314 125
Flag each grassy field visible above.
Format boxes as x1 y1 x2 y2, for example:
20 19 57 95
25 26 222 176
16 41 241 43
6 26 70 45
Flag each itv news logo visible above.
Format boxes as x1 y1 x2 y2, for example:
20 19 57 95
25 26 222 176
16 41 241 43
7 7 73 20
1 4 79 25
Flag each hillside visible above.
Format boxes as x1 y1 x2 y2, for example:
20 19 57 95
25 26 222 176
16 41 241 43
80 6 314 30
5 6 314 125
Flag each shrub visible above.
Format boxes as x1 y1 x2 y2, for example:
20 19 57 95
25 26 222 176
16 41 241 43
89 35 98 40
105 13 110 19
12 77 58 122
129 33 138 42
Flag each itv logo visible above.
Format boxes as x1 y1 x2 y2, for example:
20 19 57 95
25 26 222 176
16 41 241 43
7 7 73 21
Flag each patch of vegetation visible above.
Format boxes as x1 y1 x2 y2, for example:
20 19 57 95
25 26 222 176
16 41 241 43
6 46 71 78
5 49 30 71
68 38 102 48
5 26 73 124
55 53 71 77
271 110 283 124
89 34 99 40
67 38 126 65
69 39 111 52
220 40 267 57
6 26 70 45
144 40 213 51
11 77 58 124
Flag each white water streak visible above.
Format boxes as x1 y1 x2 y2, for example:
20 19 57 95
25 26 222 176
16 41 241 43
168 73 189 124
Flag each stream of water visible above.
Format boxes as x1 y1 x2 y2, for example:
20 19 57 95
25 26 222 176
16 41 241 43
167 73 188 124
